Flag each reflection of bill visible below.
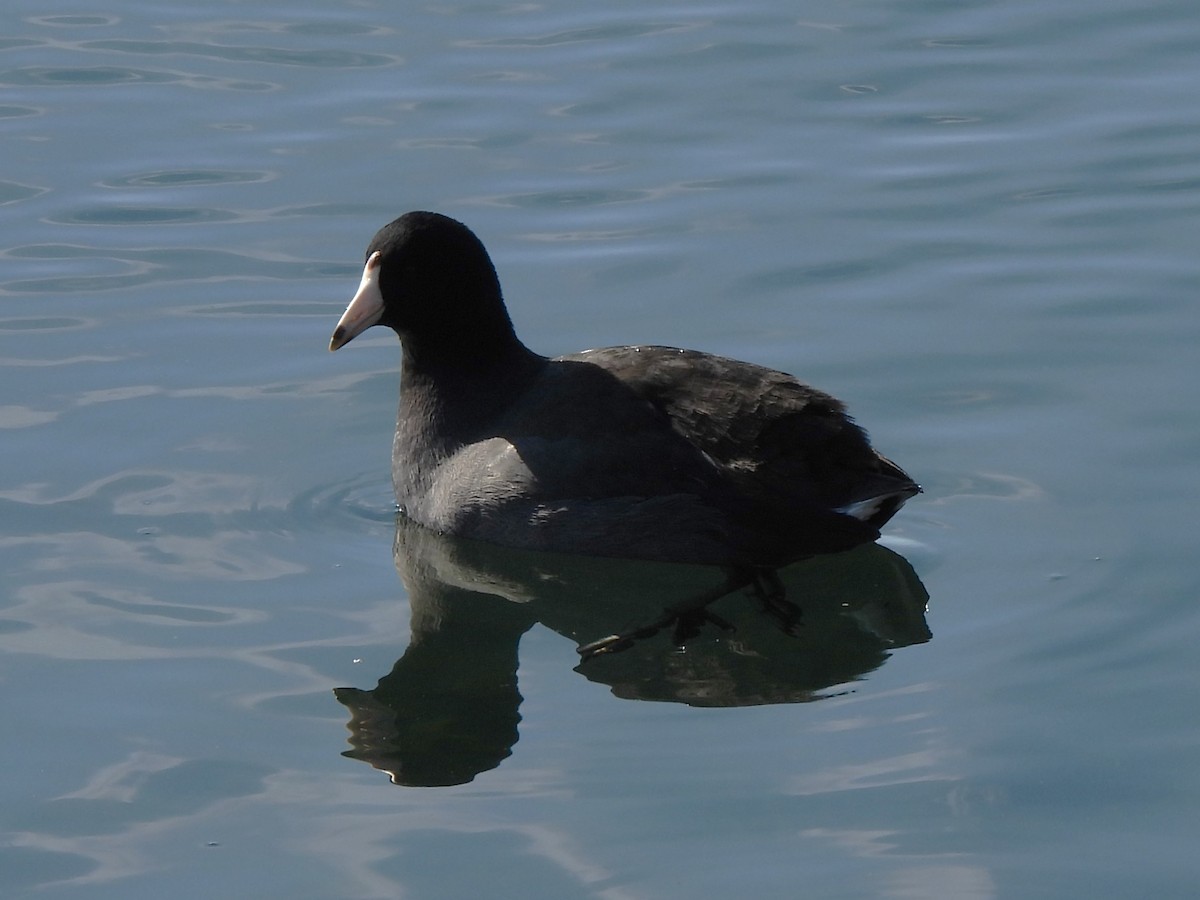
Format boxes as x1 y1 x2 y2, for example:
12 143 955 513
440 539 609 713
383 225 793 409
333 515 930 787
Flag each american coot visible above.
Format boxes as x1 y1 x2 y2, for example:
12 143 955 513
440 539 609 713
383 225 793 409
330 211 918 568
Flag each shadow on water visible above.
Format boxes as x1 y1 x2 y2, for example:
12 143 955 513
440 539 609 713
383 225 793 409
334 514 930 787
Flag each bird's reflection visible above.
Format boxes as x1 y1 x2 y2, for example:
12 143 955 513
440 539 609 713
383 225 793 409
334 515 930 787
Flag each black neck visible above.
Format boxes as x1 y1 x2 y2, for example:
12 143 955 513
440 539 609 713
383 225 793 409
397 332 546 447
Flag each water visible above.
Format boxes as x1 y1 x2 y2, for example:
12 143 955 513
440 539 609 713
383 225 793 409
3 1 1199 897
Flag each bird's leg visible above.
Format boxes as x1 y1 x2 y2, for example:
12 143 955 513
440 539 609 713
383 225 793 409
670 606 734 647
746 567 802 635
577 570 749 660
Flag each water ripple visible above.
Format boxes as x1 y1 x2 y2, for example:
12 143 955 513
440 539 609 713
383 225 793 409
0 354 123 368
0 65 277 92
101 169 275 188
2 466 394 538
0 315 95 333
469 187 672 209
288 475 397 532
27 15 119 27
179 301 337 319
0 180 49 206
49 206 243 226
0 405 59 428
2 244 344 295
0 65 177 86
0 38 44 51
0 105 41 119
80 39 397 69
0 579 271 661
458 20 701 49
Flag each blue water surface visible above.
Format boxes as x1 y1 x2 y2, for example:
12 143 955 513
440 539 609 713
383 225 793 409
2 1 1199 897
